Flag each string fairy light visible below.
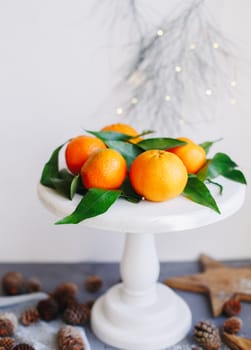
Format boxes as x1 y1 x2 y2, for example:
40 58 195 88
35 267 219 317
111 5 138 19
128 71 145 87
99 0 239 132
165 95 171 101
157 29 164 37
116 107 123 115
126 2 236 132
131 97 139 104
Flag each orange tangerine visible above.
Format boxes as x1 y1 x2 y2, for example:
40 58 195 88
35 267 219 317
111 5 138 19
169 137 206 174
101 123 142 144
129 150 188 202
81 148 127 190
65 135 106 175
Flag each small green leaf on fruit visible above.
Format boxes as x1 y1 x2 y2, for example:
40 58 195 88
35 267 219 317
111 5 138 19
86 130 131 142
120 177 141 203
55 188 121 224
129 130 154 140
86 129 154 143
199 139 222 154
137 138 186 151
196 162 209 182
105 140 142 168
183 176 220 214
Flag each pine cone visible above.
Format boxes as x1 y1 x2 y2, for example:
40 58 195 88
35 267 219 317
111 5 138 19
85 275 102 293
222 316 242 334
57 325 84 350
0 319 13 337
53 282 78 311
53 282 78 298
2 272 24 295
20 308 40 326
223 298 241 317
13 344 35 350
63 303 90 325
193 320 221 350
37 297 59 321
26 278 41 293
0 313 17 337
0 337 15 350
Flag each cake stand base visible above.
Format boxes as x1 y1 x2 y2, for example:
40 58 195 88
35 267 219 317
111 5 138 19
92 283 191 350
37 182 246 349
91 233 191 350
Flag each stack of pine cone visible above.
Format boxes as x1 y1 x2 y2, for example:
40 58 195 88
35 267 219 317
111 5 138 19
2 273 41 296
193 298 249 350
0 310 86 350
1 271 103 327
0 312 35 350
0 271 104 350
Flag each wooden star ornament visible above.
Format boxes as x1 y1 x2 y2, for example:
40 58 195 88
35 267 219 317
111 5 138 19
222 332 251 350
164 254 251 317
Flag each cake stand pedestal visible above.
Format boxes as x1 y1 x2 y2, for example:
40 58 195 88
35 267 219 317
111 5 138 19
37 177 246 350
92 232 191 350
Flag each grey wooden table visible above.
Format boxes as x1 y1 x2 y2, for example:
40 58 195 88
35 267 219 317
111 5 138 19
0 260 250 349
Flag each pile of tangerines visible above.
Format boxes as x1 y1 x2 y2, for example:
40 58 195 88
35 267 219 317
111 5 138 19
64 123 206 202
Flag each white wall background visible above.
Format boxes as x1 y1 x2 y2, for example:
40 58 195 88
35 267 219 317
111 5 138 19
0 0 250 262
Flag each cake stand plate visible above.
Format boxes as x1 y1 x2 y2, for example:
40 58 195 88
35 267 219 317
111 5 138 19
38 178 245 350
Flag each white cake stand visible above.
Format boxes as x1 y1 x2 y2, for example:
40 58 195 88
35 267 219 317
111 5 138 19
37 177 245 350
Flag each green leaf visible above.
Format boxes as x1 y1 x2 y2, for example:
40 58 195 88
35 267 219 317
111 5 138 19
57 169 80 200
206 179 224 195
197 153 246 186
222 169 247 184
86 129 154 143
59 168 74 181
137 138 186 151
129 129 154 140
56 188 121 224
86 130 131 142
50 174 80 200
196 161 209 182
40 144 65 187
105 140 143 168
50 178 70 198
59 169 87 196
120 177 141 203
70 175 80 199
199 139 222 154
183 176 220 214
76 182 88 196
207 153 237 179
